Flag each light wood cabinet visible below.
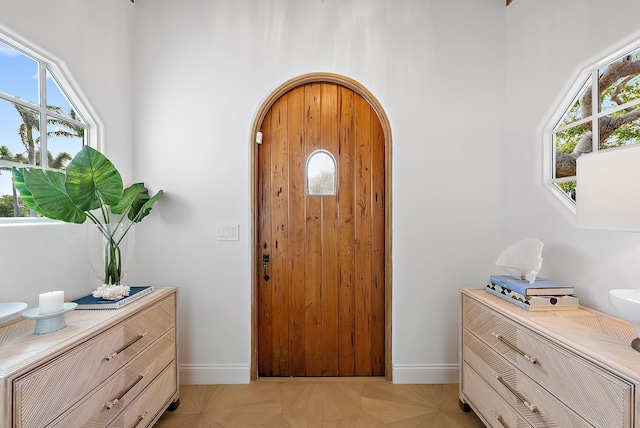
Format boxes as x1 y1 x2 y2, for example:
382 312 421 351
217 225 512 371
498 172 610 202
0 287 178 428
461 288 640 428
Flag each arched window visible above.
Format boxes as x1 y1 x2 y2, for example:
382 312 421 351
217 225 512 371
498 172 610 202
546 42 640 208
306 149 337 196
0 34 92 218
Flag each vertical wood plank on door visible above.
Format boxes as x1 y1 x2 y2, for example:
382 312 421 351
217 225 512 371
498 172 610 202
370 106 385 376
320 83 340 376
304 83 323 376
354 96 373 376
271 96 289 376
337 86 356 376
287 86 307 376
258 111 274 376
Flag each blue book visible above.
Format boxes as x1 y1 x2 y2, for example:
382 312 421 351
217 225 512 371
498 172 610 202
72 286 154 309
489 275 574 296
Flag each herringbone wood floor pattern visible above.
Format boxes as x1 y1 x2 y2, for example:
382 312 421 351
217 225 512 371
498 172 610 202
154 379 485 427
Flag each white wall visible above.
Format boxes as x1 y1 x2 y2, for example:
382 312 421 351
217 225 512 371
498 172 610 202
0 0 507 384
505 0 640 312
0 0 135 306
131 0 507 383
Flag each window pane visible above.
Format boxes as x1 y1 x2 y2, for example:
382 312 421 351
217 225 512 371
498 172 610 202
46 67 82 121
0 98 40 166
554 123 592 178
307 150 337 195
46 116 83 169
0 41 39 105
555 82 591 128
599 47 640 112
0 169 12 198
555 181 576 203
599 104 640 150
0 171 30 217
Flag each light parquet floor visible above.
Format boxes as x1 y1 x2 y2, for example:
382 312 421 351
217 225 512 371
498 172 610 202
154 378 485 428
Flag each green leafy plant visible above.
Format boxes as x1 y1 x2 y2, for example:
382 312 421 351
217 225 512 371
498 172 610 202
12 146 163 285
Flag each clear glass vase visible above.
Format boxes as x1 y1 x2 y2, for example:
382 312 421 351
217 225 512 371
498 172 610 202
87 222 135 288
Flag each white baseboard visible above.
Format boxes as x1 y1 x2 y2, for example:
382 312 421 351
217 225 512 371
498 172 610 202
179 364 251 384
392 363 459 384
178 363 459 385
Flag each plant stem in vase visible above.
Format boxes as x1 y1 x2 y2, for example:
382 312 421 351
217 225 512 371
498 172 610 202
89 221 135 299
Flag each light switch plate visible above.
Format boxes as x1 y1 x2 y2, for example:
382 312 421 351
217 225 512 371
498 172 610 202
217 223 239 241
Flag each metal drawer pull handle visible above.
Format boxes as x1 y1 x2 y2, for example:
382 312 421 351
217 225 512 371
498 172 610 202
132 411 149 428
491 332 537 364
105 332 149 361
105 371 149 409
491 410 507 427
492 372 538 413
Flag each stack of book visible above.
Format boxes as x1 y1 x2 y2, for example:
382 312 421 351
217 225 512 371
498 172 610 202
486 275 578 311
72 286 154 309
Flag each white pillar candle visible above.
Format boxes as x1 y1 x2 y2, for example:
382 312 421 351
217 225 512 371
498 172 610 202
39 291 64 315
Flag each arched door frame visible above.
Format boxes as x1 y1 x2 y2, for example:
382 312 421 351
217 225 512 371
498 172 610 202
250 72 393 380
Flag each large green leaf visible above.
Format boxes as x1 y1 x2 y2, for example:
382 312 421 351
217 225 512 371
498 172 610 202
65 146 123 211
134 189 163 223
111 183 163 222
22 169 86 223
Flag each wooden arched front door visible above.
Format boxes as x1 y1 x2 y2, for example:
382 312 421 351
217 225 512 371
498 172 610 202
255 78 388 377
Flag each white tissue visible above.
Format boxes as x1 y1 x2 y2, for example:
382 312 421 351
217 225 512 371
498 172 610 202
495 238 544 283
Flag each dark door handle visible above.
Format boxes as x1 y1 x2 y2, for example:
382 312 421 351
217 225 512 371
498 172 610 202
262 254 270 281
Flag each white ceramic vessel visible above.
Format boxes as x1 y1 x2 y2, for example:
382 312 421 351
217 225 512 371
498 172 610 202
0 302 28 323
610 289 640 351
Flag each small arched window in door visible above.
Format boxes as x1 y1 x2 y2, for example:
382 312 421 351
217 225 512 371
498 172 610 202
306 149 337 195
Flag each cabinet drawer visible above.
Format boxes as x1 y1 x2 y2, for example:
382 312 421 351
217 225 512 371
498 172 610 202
14 296 175 428
50 328 175 428
118 296 175 361
462 362 529 428
463 296 632 428
463 329 590 427
108 361 177 428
